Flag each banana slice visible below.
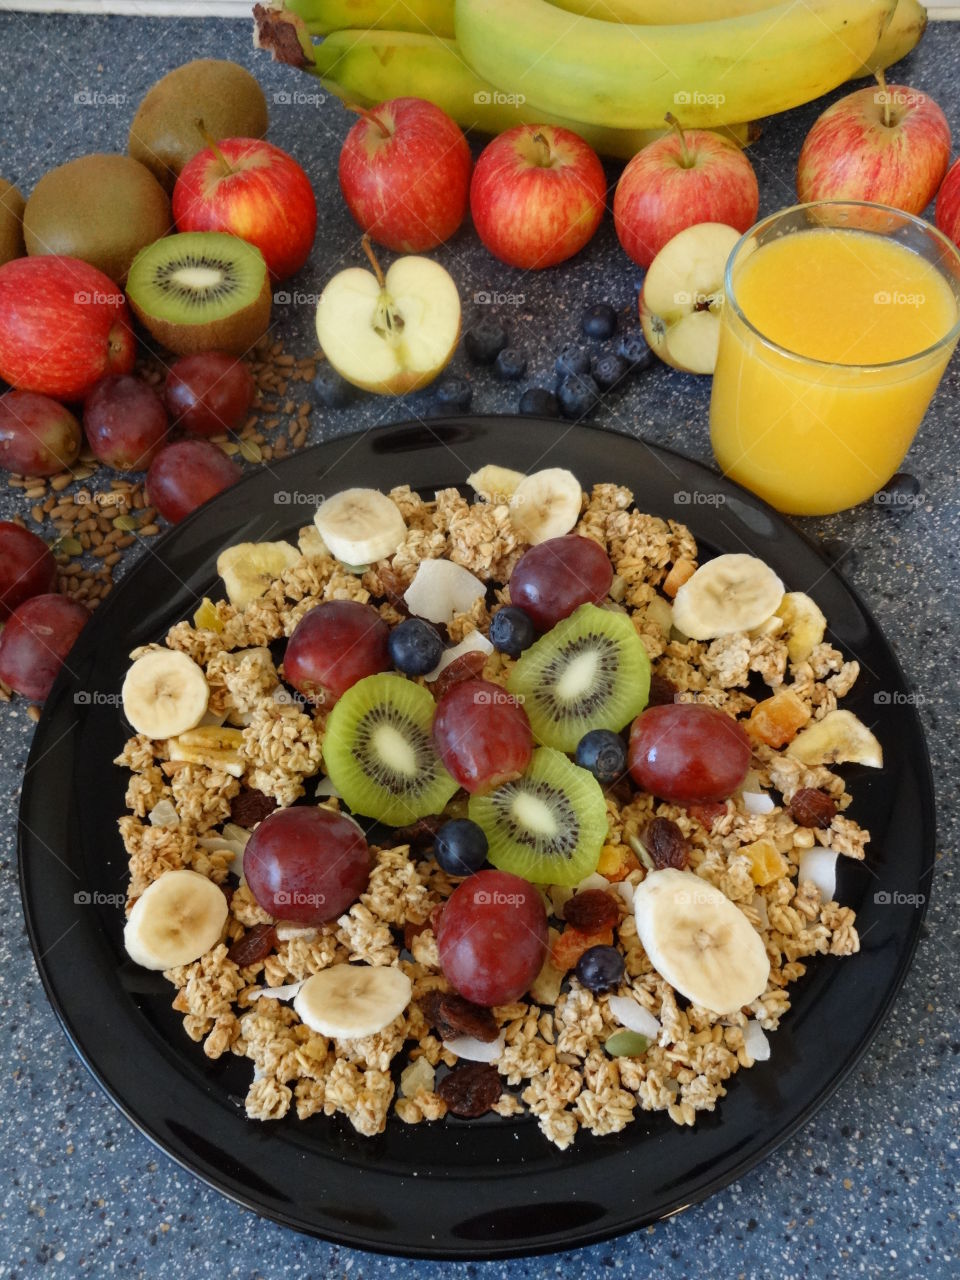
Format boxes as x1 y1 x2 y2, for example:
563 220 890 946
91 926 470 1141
314 488 407 564
509 467 583 544
217 541 301 609
776 591 827 664
168 725 245 777
467 463 526 503
124 869 228 970
122 650 210 740
786 709 882 768
672 553 784 640
293 963 412 1038
633 868 770 1016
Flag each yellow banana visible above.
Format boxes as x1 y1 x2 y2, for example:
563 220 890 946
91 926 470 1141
548 0 780 21
285 0 455 36
303 28 755 158
852 0 926 76
454 0 897 129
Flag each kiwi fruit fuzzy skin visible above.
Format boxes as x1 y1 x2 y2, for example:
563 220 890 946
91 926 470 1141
0 179 25 267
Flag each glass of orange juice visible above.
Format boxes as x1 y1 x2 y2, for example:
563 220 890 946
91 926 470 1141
710 201 960 516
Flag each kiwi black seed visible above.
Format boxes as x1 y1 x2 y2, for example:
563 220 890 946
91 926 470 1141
125 231 271 356
468 747 607 885
507 602 651 752
322 673 458 825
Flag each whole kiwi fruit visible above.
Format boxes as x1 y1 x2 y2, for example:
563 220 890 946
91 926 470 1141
0 179 25 266
23 154 171 284
129 59 269 192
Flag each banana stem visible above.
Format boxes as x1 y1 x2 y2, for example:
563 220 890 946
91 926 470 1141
875 68 891 127
196 118 235 175
664 112 693 167
344 101 391 138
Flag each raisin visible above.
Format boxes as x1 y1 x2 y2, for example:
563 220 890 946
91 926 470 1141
790 788 837 829
403 918 431 951
391 815 446 850
228 922 277 967
686 801 727 831
230 788 278 829
437 1062 503 1117
647 673 679 708
377 566 410 614
641 817 689 870
424 992 499 1043
563 888 620 931
429 650 487 701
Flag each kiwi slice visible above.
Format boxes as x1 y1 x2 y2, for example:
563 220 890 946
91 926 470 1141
323 673 459 825
468 747 606 886
507 603 650 753
125 232 270 356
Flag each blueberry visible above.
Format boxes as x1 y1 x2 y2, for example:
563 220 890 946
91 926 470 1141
575 728 627 784
581 302 618 341
557 374 599 420
490 605 536 656
591 352 629 391
876 472 921 511
434 375 473 411
434 818 488 876
519 387 560 418
617 329 654 371
494 346 528 381
312 365 353 408
555 343 591 379
575 944 625 993
388 618 444 676
465 316 508 365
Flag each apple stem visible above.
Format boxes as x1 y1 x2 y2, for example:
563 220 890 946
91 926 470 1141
196 119 235 176
361 234 387 289
874 70 892 128
531 131 553 168
663 113 693 169
343 101 391 139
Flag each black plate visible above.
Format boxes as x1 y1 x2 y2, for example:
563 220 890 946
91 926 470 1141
18 419 934 1258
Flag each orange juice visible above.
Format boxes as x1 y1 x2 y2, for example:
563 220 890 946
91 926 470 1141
711 218 960 515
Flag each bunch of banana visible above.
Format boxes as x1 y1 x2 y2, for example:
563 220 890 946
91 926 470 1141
453 0 897 129
252 4 755 159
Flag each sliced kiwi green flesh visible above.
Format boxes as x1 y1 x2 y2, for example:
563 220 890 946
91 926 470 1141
468 747 607 886
126 231 266 324
322 673 458 825
507 603 651 753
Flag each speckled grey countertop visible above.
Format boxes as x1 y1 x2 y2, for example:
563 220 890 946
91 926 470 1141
0 11 958 1277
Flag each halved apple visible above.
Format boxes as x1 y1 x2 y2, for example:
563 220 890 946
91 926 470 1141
639 222 740 375
315 244 461 395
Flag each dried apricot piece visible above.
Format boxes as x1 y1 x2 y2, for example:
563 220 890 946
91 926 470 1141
746 689 812 748
743 837 789 887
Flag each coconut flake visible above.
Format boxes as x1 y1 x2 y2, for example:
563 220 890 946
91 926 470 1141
443 1032 505 1064
403 559 485 624
615 880 635 909
742 790 775 816
275 921 319 942
743 1019 771 1062
148 798 180 828
197 822 250 860
797 847 839 903
575 872 611 894
752 893 770 931
424 630 494 682
314 775 341 799
607 995 662 1040
248 980 304 1003
399 1056 436 1098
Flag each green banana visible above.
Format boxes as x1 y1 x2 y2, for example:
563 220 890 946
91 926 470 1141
853 0 926 76
285 0 455 36
454 0 897 129
301 28 755 158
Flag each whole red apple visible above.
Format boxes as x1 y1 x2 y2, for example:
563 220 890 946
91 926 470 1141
936 156 960 247
797 83 950 215
339 97 472 253
470 125 606 270
173 137 317 281
614 122 758 269
0 522 57 620
0 256 134 399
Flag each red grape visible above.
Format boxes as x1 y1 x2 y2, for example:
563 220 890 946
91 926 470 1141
436 869 548 1006
243 806 371 924
509 535 613 631
432 678 533 794
284 600 391 705
0 392 82 476
628 703 752 804
83 375 169 471
146 439 241 523
164 352 255 436
0 593 90 701
0 522 57 620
